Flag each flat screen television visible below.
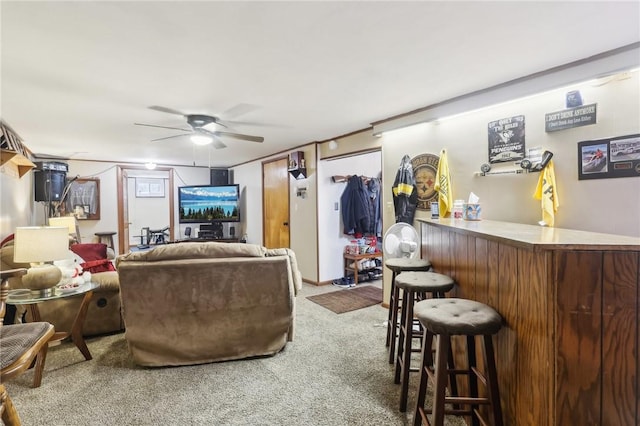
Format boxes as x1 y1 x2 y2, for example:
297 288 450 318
178 184 240 223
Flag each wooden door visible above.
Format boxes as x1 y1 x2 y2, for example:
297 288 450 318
263 157 290 248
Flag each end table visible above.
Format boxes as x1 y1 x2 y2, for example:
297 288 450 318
7 282 98 362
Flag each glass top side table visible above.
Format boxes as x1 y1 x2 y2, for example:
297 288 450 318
7 282 98 361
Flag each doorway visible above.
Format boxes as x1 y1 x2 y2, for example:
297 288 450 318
116 166 175 254
262 156 290 248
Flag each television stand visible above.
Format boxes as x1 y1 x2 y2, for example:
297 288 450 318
176 237 241 244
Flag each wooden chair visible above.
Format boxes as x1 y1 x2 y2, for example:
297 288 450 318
0 268 55 425
0 383 20 426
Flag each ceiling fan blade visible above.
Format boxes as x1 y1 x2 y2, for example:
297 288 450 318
148 106 186 116
221 103 259 119
199 129 227 149
211 136 227 150
150 133 192 142
218 119 283 128
213 131 264 143
135 123 191 132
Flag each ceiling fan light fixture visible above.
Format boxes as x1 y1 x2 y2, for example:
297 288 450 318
191 134 213 145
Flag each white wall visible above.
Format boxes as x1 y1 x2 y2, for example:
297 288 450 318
290 146 318 282
231 162 263 245
317 150 381 282
232 144 319 283
0 163 35 238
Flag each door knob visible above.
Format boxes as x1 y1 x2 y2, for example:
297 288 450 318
283 222 289 226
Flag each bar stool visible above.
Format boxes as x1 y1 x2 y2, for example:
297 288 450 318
394 271 455 412
94 232 116 251
413 298 503 426
385 258 431 365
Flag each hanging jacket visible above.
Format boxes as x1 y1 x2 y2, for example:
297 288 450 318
392 155 418 224
366 177 382 237
341 175 370 235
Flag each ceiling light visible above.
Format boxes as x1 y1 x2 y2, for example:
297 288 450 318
191 134 213 146
145 162 157 170
328 140 338 150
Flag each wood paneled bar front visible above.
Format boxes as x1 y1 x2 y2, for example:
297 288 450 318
418 218 639 426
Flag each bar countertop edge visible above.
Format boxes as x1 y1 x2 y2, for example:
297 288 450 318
417 218 640 251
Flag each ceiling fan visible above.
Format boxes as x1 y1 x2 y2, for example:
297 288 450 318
134 105 265 149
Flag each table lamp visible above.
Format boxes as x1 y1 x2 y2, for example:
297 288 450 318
13 226 70 297
49 216 80 243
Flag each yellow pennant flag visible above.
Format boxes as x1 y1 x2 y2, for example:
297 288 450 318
434 148 453 217
533 160 560 226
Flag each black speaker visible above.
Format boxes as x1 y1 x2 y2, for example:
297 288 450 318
210 168 231 185
34 170 66 202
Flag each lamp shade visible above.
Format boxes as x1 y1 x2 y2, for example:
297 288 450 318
13 226 70 264
48 216 77 234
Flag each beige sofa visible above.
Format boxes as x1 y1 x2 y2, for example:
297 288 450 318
0 243 124 336
115 242 302 367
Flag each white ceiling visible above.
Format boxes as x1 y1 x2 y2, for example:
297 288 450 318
2 1 639 168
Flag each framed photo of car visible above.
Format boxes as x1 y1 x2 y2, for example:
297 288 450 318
578 134 640 180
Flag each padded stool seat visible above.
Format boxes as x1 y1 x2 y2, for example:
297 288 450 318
413 298 504 426
395 271 455 294
385 258 431 365
385 258 432 273
394 272 455 412
416 298 502 336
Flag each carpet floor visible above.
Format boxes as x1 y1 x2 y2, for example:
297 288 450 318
306 284 383 314
7 281 465 426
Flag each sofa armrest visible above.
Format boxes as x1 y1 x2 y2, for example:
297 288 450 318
90 271 119 292
265 248 302 295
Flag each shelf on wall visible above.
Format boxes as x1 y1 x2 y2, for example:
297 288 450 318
1 149 36 178
0 121 35 178
474 169 525 177
288 168 307 180
288 151 307 180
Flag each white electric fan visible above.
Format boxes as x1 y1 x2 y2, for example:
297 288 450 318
382 223 420 259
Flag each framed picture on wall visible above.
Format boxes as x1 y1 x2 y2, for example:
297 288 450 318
66 178 100 220
487 115 526 164
136 178 165 197
578 134 640 180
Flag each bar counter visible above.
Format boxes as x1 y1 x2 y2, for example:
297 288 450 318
418 218 639 426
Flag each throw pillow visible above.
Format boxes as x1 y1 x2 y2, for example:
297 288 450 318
81 259 116 274
70 243 108 262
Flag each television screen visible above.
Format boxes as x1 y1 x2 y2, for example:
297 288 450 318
178 184 240 223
